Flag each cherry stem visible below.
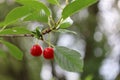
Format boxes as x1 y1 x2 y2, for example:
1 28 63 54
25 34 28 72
43 40 55 48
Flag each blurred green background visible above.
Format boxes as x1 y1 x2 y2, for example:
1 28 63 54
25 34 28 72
0 0 120 80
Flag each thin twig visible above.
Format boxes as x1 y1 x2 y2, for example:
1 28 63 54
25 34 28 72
0 18 62 38
0 34 34 37
0 27 55 38
0 27 54 38
41 27 56 35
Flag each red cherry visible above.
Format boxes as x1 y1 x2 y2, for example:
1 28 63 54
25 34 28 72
30 44 42 57
43 47 54 59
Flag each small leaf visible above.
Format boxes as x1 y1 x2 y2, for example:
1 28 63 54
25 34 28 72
4 6 30 26
0 27 31 35
54 46 83 72
56 29 77 34
35 27 41 39
0 49 6 58
59 22 72 29
0 40 23 60
16 0 51 16
62 0 98 19
47 0 59 5
59 17 73 29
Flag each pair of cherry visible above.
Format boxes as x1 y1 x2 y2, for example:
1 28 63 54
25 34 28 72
30 44 54 59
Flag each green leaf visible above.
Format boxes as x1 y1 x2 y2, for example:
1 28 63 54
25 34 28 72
0 22 5 27
24 9 48 22
0 40 23 60
47 0 59 5
4 6 31 26
0 27 31 35
35 27 41 39
59 22 72 29
16 0 51 16
62 0 98 19
54 46 83 72
56 29 77 34
59 17 73 29
0 49 6 58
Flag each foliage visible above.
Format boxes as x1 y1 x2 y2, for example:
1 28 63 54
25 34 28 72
0 0 97 72
0 40 23 60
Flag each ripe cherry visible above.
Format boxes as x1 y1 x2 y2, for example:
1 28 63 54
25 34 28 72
30 44 42 57
43 47 54 59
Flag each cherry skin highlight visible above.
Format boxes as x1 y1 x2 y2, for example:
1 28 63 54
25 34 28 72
30 44 42 57
43 47 54 59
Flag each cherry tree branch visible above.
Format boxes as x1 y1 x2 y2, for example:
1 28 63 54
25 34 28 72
0 27 55 38
0 34 34 37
